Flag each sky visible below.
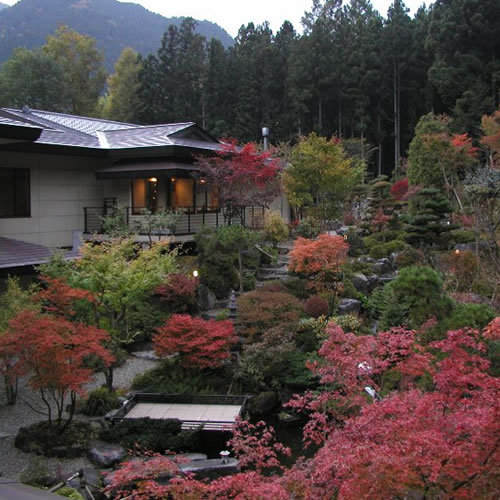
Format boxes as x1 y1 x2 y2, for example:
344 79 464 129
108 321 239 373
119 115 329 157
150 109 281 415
2 1 432 38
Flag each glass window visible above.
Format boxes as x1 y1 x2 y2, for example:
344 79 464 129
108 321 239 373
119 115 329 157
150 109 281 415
0 168 30 218
132 178 158 214
173 178 194 209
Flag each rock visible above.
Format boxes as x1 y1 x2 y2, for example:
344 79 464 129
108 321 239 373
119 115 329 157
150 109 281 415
170 453 208 463
0 432 12 439
88 442 127 468
131 350 159 360
372 258 391 275
367 274 380 291
105 409 119 421
389 252 398 269
338 298 361 315
277 411 302 427
248 392 280 417
352 273 370 294
179 458 240 480
68 467 101 499
358 256 375 264
197 284 217 311
379 273 397 285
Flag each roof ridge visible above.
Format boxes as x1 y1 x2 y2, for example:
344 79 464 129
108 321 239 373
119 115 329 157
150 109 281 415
28 108 139 127
103 122 195 133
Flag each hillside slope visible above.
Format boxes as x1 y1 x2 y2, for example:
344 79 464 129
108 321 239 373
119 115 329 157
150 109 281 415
0 0 233 68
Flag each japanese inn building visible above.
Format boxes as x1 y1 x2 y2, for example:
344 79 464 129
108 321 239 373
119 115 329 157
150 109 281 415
0 107 289 270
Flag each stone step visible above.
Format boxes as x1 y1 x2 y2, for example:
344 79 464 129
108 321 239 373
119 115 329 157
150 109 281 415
259 265 288 276
259 273 292 282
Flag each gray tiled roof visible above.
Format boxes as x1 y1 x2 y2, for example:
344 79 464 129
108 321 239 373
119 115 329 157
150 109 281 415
0 107 222 152
0 115 42 128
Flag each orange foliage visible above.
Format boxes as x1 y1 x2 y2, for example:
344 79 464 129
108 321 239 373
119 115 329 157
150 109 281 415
289 234 349 278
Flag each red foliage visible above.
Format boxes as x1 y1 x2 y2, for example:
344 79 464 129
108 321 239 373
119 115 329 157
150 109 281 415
197 141 283 220
154 314 237 369
154 273 198 312
227 418 291 473
390 177 409 200
452 212 475 228
304 295 329 318
450 132 478 157
371 208 391 232
36 276 95 318
0 310 112 425
289 234 349 281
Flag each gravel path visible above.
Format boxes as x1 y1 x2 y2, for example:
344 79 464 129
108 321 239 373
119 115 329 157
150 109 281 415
0 355 157 481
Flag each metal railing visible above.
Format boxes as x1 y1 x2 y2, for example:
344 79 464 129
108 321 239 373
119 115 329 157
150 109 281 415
84 205 266 236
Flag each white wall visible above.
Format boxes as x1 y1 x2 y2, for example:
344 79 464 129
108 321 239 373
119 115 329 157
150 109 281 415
0 151 107 247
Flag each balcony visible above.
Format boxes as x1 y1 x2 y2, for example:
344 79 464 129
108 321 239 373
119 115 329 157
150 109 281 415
83 206 266 239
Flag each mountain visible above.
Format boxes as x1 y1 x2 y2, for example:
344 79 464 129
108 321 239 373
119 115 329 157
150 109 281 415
0 0 234 69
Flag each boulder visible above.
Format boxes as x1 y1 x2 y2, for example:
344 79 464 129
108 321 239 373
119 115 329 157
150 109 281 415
352 273 370 294
372 258 391 275
338 298 361 315
48 444 85 459
197 284 217 311
367 274 380 291
88 442 127 468
68 467 101 499
248 392 280 417
379 273 397 285
277 411 302 427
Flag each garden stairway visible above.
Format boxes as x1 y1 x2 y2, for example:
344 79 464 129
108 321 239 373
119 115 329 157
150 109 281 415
256 241 292 285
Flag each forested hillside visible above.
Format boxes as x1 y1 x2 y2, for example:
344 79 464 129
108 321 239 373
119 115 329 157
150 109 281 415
1 0 499 176
0 0 233 69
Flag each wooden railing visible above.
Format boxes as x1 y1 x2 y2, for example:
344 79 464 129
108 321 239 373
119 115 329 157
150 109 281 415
84 206 266 236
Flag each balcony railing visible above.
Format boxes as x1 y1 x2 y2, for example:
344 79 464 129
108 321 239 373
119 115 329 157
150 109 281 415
83 206 266 236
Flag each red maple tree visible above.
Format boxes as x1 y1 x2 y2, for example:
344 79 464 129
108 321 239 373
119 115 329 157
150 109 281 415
1 310 113 429
390 177 409 200
196 140 283 222
154 314 237 369
289 234 349 277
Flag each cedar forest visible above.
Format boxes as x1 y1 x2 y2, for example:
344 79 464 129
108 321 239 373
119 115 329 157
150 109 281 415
0 0 499 499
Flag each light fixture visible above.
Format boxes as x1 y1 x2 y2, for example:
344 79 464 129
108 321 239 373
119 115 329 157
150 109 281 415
193 270 199 278
171 177 176 182
148 177 157 183
199 179 206 184
455 249 460 255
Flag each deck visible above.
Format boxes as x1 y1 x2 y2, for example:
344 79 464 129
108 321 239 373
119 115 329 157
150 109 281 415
109 393 250 431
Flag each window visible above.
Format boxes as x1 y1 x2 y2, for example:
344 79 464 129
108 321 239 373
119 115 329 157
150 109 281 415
0 168 30 218
131 178 158 214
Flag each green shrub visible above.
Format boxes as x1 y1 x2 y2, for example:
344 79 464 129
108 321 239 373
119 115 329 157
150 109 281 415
215 309 230 321
20 457 53 487
449 229 475 244
369 239 408 259
328 314 365 336
263 210 289 246
381 266 454 330
284 277 312 299
131 360 220 394
281 350 318 388
126 300 169 341
295 317 328 351
242 271 257 292
100 417 201 453
15 421 96 456
294 217 319 239
82 387 120 417
395 247 423 268
56 487 85 500
423 303 496 344
199 254 238 298
380 369 402 397
346 229 364 257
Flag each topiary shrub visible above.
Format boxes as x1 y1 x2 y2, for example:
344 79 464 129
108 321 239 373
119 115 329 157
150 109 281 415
126 301 170 341
154 273 198 313
82 387 120 417
295 317 328 352
449 229 475 244
237 290 303 340
263 210 289 247
369 239 408 259
381 266 454 330
100 417 201 453
304 295 329 318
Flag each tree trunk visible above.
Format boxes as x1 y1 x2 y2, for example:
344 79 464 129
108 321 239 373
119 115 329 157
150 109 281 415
4 376 17 405
318 95 323 132
238 250 244 293
105 365 114 392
